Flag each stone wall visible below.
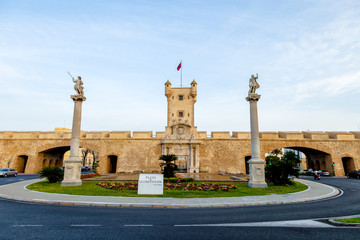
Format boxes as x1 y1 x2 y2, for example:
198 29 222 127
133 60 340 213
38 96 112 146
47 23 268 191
1 130 359 176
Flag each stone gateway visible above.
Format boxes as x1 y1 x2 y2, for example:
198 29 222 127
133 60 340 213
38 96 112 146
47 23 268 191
1 80 360 176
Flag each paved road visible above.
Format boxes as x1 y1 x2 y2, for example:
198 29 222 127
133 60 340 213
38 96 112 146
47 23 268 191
0 175 359 239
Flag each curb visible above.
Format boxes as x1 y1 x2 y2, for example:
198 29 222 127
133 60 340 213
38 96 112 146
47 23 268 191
0 179 341 208
329 215 360 226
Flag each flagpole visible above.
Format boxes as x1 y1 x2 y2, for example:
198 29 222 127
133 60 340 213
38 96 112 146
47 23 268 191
180 60 182 88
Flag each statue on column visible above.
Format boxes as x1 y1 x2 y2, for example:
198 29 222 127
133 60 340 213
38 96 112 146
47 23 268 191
68 72 84 96
72 76 84 96
248 73 259 94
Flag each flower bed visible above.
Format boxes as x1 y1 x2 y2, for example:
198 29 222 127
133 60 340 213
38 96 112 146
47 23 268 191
81 173 100 179
96 182 138 190
96 182 237 192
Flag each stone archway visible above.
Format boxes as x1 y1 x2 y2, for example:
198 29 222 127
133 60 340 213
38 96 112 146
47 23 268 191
263 144 333 174
38 146 70 171
244 156 251 174
15 155 28 173
342 157 355 175
107 155 118 173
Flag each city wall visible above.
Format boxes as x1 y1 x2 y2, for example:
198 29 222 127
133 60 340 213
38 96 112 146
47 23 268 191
0 130 359 176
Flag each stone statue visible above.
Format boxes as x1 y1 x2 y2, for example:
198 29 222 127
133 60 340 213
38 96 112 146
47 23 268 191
248 73 260 94
72 76 84 96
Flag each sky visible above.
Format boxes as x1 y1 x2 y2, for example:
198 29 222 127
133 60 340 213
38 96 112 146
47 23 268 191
1 0 360 133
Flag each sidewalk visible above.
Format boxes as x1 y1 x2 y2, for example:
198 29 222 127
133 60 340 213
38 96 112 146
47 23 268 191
0 179 339 208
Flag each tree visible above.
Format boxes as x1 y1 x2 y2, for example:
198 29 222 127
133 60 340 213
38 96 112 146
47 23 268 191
7 159 12 168
81 148 91 166
270 148 283 156
265 151 300 185
159 154 178 178
91 151 99 173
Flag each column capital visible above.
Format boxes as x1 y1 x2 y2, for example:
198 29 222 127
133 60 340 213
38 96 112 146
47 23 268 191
71 94 86 101
246 93 261 102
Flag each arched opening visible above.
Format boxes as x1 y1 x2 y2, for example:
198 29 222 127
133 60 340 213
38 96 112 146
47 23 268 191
107 155 118 173
49 159 54 167
55 159 62 167
244 156 251 174
39 146 70 171
15 155 28 173
342 157 355 175
265 147 333 174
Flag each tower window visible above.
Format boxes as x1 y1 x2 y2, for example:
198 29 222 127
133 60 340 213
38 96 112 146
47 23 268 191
179 95 183 100
179 112 184 117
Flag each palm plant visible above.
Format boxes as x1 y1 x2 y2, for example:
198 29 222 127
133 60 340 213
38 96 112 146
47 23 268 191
159 154 178 178
39 166 64 183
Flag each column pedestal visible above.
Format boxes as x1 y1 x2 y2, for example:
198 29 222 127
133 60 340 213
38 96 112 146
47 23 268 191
61 94 86 186
246 93 267 188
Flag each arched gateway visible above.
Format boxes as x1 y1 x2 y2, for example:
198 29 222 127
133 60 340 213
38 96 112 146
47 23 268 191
0 82 359 176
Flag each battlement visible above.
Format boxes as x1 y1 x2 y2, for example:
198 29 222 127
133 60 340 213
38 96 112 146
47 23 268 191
1 131 360 140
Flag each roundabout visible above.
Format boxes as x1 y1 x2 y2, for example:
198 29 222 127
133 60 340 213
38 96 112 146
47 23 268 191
1 175 360 240
0 177 338 208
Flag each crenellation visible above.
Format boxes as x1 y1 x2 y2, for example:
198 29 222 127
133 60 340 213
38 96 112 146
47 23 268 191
39 132 62 139
279 131 304 139
85 131 109 139
155 132 166 138
303 131 329 140
108 131 131 139
0 132 13 139
11 132 40 139
232 132 251 139
197 131 207 139
132 131 153 138
327 132 355 140
259 132 279 140
350 131 360 139
211 132 230 139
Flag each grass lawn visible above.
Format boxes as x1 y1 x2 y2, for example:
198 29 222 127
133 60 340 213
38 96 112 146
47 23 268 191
333 217 360 224
27 181 308 198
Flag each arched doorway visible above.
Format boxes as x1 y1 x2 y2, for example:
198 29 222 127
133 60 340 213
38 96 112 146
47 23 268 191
244 156 251 174
108 155 118 173
15 155 28 173
342 157 355 175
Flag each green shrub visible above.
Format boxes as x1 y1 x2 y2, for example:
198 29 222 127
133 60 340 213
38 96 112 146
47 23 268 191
265 151 300 185
39 166 64 183
180 177 194 182
164 177 179 183
163 177 194 183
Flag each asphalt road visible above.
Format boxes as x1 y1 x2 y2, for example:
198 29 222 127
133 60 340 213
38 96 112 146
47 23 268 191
0 175 359 240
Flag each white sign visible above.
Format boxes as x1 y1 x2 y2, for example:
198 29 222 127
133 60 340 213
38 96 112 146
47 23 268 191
137 174 164 195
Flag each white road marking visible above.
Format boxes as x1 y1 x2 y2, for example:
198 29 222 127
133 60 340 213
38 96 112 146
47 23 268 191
124 224 153 227
175 220 334 228
70 224 101 227
12 225 43 227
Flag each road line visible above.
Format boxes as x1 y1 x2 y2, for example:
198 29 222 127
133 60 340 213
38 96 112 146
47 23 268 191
12 225 43 227
70 224 101 227
175 220 334 228
123 224 153 227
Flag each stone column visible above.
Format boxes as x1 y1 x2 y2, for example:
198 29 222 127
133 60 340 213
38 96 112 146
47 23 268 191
61 94 86 186
246 93 267 188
